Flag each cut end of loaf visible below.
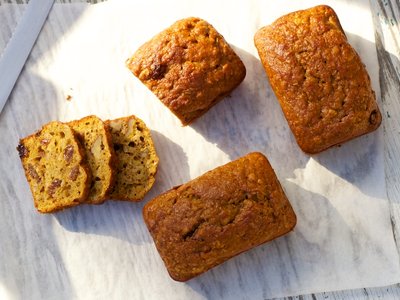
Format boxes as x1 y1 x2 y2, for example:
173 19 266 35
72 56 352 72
17 121 91 213
106 115 159 201
18 115 159 212
69 115 116 204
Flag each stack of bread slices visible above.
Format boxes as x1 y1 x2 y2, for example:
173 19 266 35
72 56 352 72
17 115 159 213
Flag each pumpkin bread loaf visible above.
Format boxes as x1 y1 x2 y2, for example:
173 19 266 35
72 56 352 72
68 115 115 204
106 116 159 201
254 5 382 154
126 17 246 125
143 152 296 281
17 122 91 213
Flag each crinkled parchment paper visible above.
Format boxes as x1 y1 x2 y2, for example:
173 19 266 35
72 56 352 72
0 0 399 299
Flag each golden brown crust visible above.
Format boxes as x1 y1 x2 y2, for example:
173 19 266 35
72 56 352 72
68 115 116 204
127 17 246 125
106 115 159 201
254 5 382 154
143 152 296 281
17 121 91 213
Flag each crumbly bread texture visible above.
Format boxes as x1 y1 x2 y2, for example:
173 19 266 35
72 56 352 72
106 116 159 201
126 17 246 125
143 152 296 281
17 122 91 213
254 5 382 154
68 116 115 204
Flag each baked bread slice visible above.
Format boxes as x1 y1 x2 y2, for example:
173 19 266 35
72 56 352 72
68 115 115 204
106 116 159 201
17 121 91 213
126 17 246 125
254 5 381 153
143 152 297 281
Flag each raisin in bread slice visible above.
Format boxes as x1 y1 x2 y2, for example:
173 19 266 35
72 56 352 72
68 115 115 204
17 121 91 213
106 116 159 201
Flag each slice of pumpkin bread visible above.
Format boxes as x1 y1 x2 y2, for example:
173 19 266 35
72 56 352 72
17 121 91 213
69 115 115 204
106 116 159 201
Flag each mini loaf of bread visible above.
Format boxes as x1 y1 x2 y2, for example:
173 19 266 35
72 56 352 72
143 152 296 281
106 116 159 201
254 5 382 154
68 115 115 204
126 17 246 125
17 122 91 213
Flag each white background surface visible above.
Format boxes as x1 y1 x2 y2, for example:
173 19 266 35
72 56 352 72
0 0 399 299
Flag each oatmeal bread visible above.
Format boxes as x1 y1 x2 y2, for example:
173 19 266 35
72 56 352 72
143 152 296 281
254 5 382 154
17 122 91 213
126 17 246 125
106 116 159 201
69 116 115 204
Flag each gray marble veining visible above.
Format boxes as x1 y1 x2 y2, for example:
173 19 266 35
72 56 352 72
0 1 399 299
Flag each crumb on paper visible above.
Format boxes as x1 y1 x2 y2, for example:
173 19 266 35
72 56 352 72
65 87 74 101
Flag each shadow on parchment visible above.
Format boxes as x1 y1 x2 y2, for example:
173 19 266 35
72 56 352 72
191 35 389 200
186 183 361 300
54 130 190 245
0 1 112 299
187 37 394 297
312 32 387 200
190 46 310 181
1 4 89 300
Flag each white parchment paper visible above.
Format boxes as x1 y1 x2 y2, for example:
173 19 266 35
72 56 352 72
0 0 399 299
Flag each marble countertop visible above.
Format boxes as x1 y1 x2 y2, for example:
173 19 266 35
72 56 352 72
0 0 399 299
300 0 400 299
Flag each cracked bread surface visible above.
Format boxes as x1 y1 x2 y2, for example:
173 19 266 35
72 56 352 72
17 121 91 213
106 116 158 201
126 17 246 125
69 115 115 204
143 152 296 282
254 5 381 154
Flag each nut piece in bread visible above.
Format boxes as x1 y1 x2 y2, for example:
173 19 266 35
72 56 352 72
143 152 296 281
69 115 115 204
17 121 91 213
254 5 381 154
106 116 159 201
126 17 246 125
